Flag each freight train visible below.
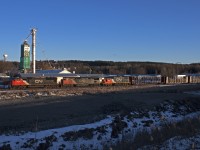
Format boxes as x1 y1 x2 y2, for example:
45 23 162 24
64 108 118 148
1 74 200 89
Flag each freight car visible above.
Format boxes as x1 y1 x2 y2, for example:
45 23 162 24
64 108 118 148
188 74 200 83
161 75 189 84
132 74 162 85
0 76 11 89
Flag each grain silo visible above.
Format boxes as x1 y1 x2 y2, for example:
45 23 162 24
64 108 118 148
20 40 31 73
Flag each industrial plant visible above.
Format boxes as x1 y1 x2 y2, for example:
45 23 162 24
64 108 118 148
20 28 37 74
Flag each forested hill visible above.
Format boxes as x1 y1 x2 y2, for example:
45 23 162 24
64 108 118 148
1 60 200 77
37 60 200 77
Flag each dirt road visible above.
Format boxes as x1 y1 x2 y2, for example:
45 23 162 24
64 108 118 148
0 84 200 134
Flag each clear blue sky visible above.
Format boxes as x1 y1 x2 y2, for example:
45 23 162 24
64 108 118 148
0 0 199 64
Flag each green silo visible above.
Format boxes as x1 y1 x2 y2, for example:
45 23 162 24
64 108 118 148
20 41 31 73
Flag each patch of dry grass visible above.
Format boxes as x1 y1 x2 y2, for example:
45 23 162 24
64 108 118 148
109 115 200 150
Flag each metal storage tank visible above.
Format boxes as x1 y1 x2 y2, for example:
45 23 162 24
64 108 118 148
20 41 31 73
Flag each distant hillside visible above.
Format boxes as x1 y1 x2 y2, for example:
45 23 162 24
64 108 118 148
1 60 200 76
36 60 200 76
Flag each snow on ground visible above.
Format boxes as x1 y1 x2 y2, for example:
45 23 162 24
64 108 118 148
0 116 114 150
0 90 82 101
139 134 200 150
1 98 200 150
160 134 200 150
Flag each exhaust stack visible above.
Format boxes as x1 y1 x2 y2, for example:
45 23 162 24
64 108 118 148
31 28 37 74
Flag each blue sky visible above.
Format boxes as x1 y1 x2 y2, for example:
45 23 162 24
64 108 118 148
0 0 199 64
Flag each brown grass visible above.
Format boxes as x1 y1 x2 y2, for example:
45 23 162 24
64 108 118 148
109 115 200 150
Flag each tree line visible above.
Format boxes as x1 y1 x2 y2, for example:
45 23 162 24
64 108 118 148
1 60 200 77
